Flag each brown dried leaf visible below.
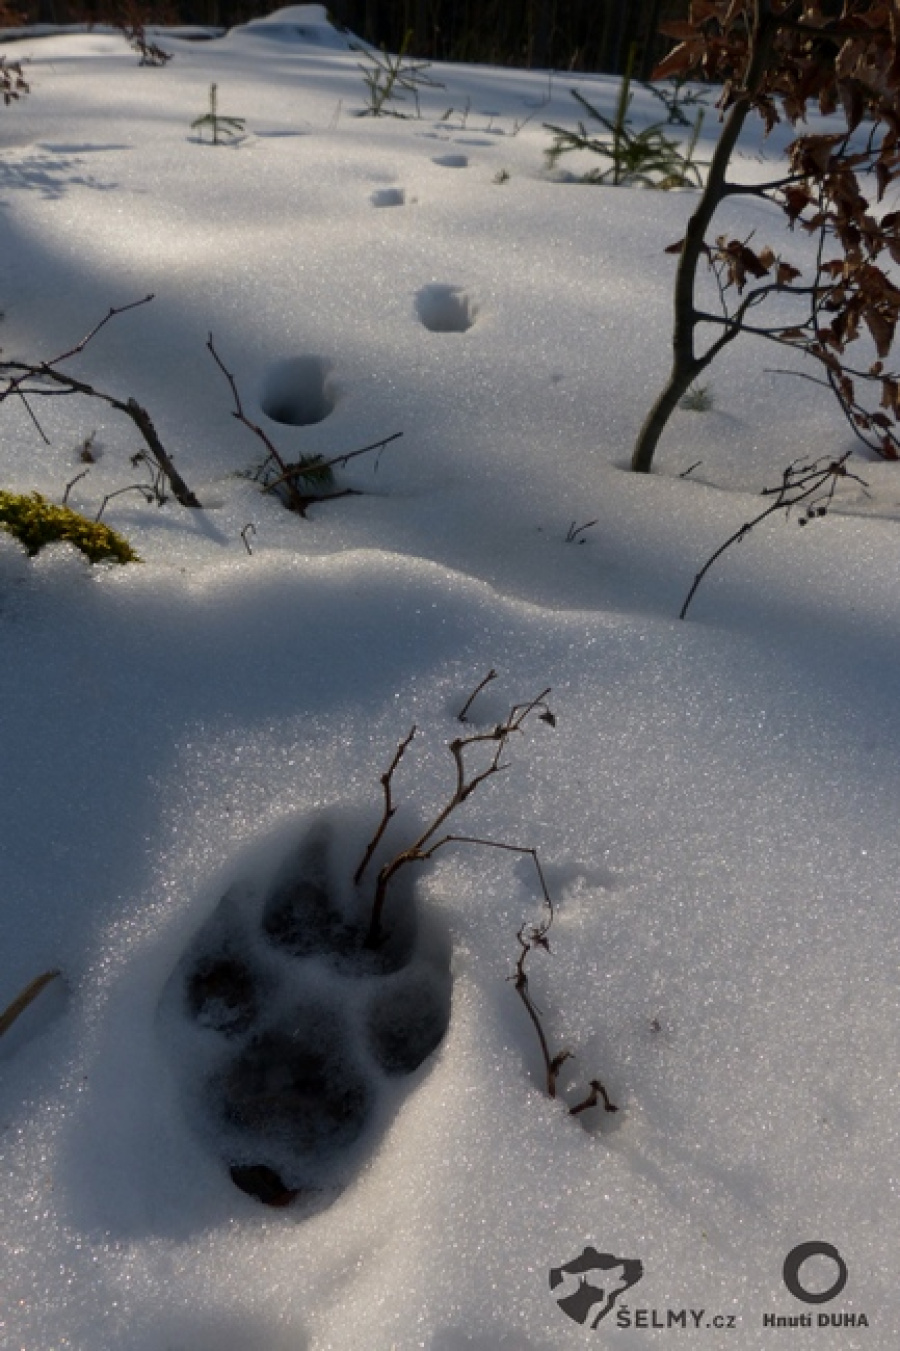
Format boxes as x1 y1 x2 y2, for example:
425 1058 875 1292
864 307 895 357
881 377 900 412
776 261 802 285
781 185 814 224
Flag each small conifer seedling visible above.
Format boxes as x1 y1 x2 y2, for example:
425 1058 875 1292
191 84 246 145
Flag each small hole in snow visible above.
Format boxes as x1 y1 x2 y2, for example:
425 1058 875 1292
259 356 336 426
371 187 406 207
415 284 478 334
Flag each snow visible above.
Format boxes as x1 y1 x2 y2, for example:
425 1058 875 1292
1 6 899 1346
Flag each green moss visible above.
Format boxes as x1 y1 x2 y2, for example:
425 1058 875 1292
0 491 140 564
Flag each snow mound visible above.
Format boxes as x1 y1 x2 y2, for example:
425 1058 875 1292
227 4 359 50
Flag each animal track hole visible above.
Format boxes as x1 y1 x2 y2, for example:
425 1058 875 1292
212 1004 374 1155
371 187 405 207
261 821 416 973
164 810 453 1209
259 356 336 426
415 284 478 334
366 969 451 1075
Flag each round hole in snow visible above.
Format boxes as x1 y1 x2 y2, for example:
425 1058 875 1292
260 356 336 426
415 284 478 334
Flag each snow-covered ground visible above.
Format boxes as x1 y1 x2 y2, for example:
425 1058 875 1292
1 7 898 1347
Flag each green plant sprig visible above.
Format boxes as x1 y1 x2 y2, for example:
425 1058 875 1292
353 32 444 119
544 52 706 190
191 83 246 145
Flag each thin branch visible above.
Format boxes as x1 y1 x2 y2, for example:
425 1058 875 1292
353 725 416 886
416 833 553 904
679 452 864 620
512 922 566 1096
363 686 554 947
722 169 815 197
510 910 617 1113
208 335 402 514
0 970 61 1038
95 482 158 521
570 1079 619 1116
260 431 403 494
764 366 830 389
1 298 201 509
61 469 90 506
206 334 304 513
457 668 498 723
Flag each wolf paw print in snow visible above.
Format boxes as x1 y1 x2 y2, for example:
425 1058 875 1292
163 811 451 1209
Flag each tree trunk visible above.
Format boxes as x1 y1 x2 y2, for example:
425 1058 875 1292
530 0 552 68
630 0 788 472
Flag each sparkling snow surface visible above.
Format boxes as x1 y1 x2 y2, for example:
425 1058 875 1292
1 7 899 1348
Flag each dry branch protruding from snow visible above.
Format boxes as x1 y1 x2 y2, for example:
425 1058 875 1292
358 681 554 947
512 911 618 1116
0 970 61 1039
207 334 401 517
679 450 868 619
0 297 201 509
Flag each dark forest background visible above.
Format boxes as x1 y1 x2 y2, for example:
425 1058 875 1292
3 0 691 77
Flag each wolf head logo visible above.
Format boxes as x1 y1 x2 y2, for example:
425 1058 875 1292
550 1247 644 1328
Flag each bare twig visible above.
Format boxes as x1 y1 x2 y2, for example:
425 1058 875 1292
679 451 866 619
362 685 554 947
95 483 158 521
511 909 617 1114
352 677 613 1116
208 335 402 515
513 920 568 1096
570 1079 619 1116
206 334 305 512
262 431 404 487
565 518 598 543
61 469 91 506
0 970 61 1039
354 725 417 886
457 668 498 722
1 298 201 509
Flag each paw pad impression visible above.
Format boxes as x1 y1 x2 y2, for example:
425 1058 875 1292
162 809 451 1209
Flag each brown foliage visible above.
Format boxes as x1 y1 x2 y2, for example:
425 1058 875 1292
636 1 900 468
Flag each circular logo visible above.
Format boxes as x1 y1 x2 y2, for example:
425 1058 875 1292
783 1242 848 1305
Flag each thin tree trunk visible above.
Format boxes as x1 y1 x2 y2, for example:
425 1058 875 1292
639 0 663 80
630 0 791 472
531 0 552 68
